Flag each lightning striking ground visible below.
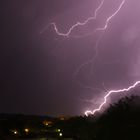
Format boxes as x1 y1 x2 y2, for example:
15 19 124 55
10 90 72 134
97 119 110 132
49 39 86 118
85 81 140 116
83 0 140 117
51 0 136 116
82 0 140 116
47 0 140 116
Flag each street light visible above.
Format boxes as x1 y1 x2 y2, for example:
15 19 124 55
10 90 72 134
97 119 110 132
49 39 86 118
59 133 63 137
14 131 17 134
13 130 18 135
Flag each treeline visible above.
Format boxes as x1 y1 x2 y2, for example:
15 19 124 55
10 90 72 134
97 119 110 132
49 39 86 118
1 95 140 140
54 95 140 140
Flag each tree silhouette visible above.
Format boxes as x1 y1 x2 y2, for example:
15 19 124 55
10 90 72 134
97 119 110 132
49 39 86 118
96 95 140 140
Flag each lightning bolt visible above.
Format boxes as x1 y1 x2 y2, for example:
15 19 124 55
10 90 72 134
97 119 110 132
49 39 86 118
47 0 140 117
94 0 125 32
83 0 140 117
73 0 125 80
51 0 105 37
85 81 140 116
50 0 131 117
51 0 126 77
51 0 125 38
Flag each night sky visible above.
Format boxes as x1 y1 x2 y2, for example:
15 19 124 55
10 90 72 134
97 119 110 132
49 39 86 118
1 0 140 116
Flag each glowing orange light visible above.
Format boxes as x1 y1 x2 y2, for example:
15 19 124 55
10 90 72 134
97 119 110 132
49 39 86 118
24 128 29 133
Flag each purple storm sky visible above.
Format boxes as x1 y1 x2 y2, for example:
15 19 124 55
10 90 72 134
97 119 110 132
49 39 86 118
1 0 140 116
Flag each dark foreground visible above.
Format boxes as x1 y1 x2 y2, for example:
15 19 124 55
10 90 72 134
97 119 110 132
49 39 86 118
8 139 73 140
1 95 140 140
